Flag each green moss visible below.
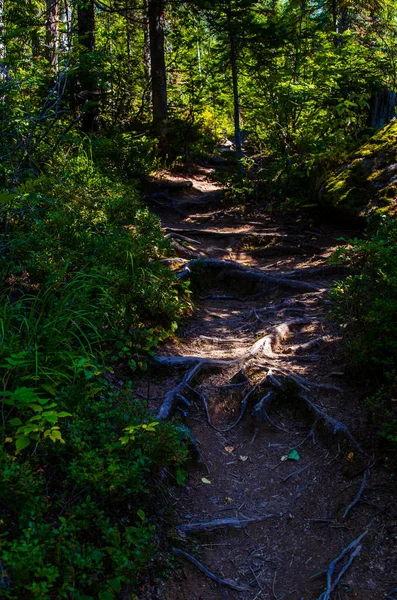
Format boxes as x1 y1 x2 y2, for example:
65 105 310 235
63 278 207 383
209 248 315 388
321 120 397 217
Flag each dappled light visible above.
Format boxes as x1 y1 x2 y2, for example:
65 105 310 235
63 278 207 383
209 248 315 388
1 0 397 597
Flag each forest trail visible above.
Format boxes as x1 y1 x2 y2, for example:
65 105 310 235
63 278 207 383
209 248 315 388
138 167 397 600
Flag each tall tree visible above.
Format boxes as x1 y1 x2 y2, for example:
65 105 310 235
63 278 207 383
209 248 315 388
148 0 167 141
77 0 99 132
45 0 58 69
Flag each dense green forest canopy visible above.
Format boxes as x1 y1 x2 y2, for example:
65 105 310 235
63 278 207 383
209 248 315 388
1 0 397 598
1 0 397 177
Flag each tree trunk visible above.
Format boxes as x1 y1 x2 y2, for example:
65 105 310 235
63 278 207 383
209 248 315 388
45 0 58 70
229 31 243 168
148 0 167 141
77 0 98 132
368 90 396 129
0 0 5 72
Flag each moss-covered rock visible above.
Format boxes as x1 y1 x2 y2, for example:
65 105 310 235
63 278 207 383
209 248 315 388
320 119 397 218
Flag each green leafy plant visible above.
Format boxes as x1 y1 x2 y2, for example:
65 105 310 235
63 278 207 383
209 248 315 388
331 215 397 444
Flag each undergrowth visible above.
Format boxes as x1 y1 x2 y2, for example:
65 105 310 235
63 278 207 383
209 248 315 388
331 215 397 446
0 145 190 598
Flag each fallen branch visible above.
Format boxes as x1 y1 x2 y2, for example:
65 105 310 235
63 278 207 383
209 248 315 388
172 547 249 592
342 470 368 520
316 530 367 600
176 514 274 537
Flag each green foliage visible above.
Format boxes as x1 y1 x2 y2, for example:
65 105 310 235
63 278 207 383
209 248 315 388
0 146 190 597
0 392 188 599
92 134 159 182
331 216 397 444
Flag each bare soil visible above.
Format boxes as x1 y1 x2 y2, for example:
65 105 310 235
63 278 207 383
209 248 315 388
136 167 397 600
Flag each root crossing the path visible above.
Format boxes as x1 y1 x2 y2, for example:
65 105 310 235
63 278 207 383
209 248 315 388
136 170 397 600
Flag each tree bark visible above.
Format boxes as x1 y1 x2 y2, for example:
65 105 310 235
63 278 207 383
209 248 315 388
148 0 167 142
45 0 58 70
229 32 243 165
368 90 396 129
77 0 99 132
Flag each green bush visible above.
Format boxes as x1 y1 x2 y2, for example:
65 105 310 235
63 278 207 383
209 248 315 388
92 134 159 182
331 215 397 444
0 392 188 599
331 216 397 370
0 145 190 597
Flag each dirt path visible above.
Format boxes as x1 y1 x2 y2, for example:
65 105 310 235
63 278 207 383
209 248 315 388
138 169 397 600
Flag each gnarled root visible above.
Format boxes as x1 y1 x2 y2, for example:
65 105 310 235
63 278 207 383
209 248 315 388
177 258 324 295
315 530 367 600
172 547 249 592
156 319 323 420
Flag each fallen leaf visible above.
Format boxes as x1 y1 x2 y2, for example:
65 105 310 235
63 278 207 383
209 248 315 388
288 450 300 461
239 455 248 462
225 497 232 503
201 477 211 485
225 446 234 454
347 452 354 462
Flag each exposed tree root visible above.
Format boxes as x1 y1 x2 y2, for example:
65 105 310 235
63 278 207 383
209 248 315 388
251 390 285 441
248 243 322 258
197 377 269 432
157 362 206 420
172 547 249 592
177 258 324 294
171 240 202 259
342 470 368 520
156 318 318 368
164 226 254 238
281 264 349 279
165 231 203 245
285 336 328 355
156 319 324 420
315 530 367 600
176 514 275 537
259 319 323 359
158 257 189 266
149 179 193 192
152 190 224 208
147 193 189 218
296 394 361 450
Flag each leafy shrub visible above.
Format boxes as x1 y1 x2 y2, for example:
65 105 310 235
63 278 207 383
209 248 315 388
0 145 190 597
331 215 397 444
331 216 397 370
92 134 159 182
0 392 188 599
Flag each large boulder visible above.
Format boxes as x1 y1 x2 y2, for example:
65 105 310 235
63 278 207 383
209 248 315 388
320 119 397 218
